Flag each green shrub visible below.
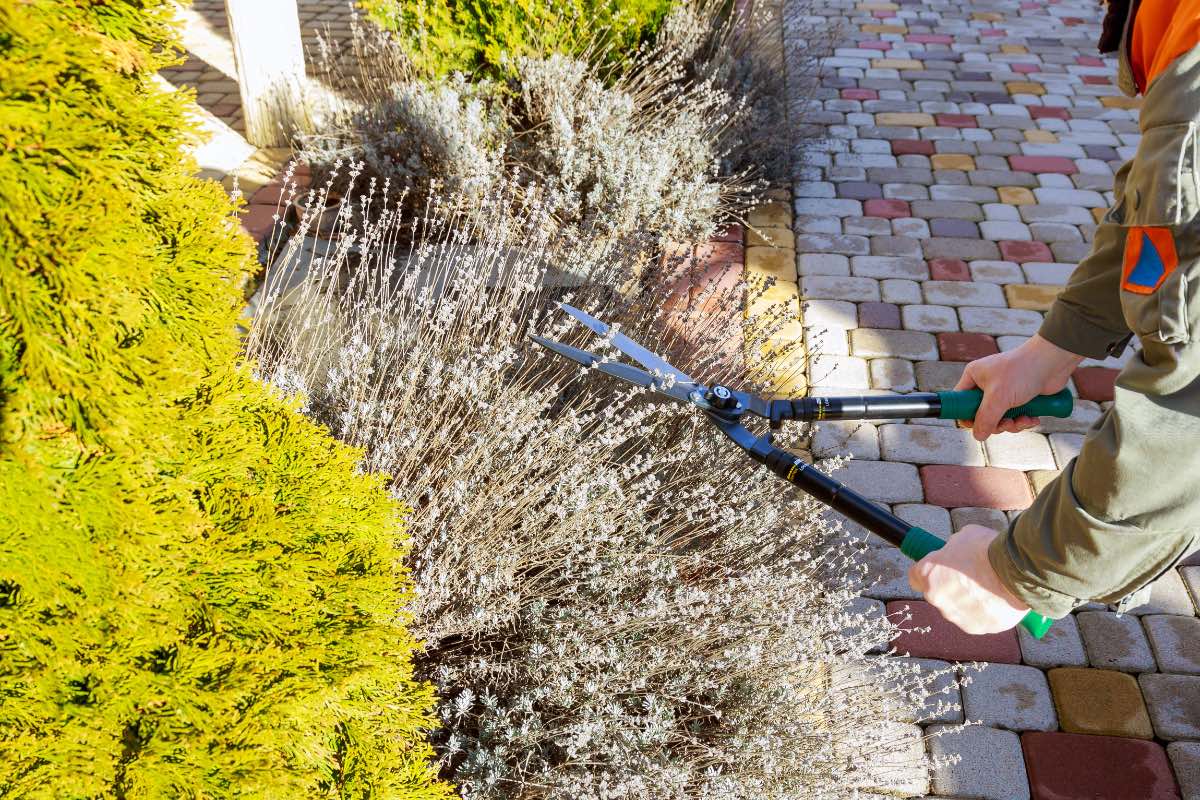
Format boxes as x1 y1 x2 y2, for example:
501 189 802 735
359 0 675 79
0 2 449 797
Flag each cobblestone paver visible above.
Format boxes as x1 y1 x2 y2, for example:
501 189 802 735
785 0 1197 795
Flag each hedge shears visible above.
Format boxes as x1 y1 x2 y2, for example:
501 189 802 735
533 303 1069 638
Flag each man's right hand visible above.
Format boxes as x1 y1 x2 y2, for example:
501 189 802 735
955 334 1084 441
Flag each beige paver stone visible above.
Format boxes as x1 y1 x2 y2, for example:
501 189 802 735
746 227 796 249
748 202 792 228
1005 284 1062 311
1047 668 1154 739
998 186 1036 205
932 154 976 171
746 246 798 282
877 112 936 127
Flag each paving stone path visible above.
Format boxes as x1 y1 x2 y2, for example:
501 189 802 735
782 0 1200 797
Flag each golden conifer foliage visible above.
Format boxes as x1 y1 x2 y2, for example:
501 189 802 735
0 3 449 797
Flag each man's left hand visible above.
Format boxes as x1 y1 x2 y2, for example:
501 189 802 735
907 525 1030 635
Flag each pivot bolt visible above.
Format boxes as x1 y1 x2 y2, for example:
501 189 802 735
705 385 737 410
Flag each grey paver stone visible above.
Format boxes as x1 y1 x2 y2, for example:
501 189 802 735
851 255 929 280
1166 742 1200 800
879 423 985 466
881 278 923 304
813 420 881 460
960 306 1044 335
805 325 850 356
802 274 882 302
810 354 871 389
823 458 924 503
871 235 925 258
902 304 960 332
895 503 953 538
969 260 1026 283
1048 432 1084 468
1077 611 1158 672
1183 567 1200 612
1022 261 1077 284
897 657 963 724
1144 615 1200 674
870 357 917 391
802 299 859 328
927 724 1030 800
915 360 967 392
1114 568 1197 616
952 506 1010 532
1139 673 1200 740
922 237 1002 261
960 662 1057 731
851 328 939 360
1018 611 1088 668
922 280 1007 307
798 252 851 275
860 546 921 601
983 431 1056 471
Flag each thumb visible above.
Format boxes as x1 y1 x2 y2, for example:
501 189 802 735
908 559 931 594
953 363 979 392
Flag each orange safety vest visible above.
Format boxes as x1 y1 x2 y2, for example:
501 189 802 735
1130 0 1200 91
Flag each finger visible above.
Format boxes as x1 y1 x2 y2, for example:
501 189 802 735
907 560 931 594
971 388 1009 441
953 363 979 392
1014 415 1039 431
995 418 1020 434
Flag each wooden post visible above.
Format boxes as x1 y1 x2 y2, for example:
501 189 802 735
224 0 307 147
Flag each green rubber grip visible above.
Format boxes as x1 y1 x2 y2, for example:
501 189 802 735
899 526 1054 639
937 388 1073 422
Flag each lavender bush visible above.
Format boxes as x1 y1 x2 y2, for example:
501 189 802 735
244 178 945 798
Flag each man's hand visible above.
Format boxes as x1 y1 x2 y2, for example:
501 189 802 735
908 525 1030 635
955 334 1083 440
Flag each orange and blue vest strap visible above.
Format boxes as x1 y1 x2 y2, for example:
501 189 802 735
1122 226 1179 294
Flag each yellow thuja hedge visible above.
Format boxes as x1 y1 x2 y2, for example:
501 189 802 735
0 2 449 797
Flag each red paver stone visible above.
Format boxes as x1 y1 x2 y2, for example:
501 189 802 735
929 257 971 281
886 600 1022 663
1073 367 1119 402
859 40 892 51
1078 55 1106 66
1010 156 1079 175
1012 62 1040 74
240 204 278 240
864 198 911 219
938 332 999 362
893 139 935 156
859 301 902 329
999 240 1054 263
1029 106 1071 121
920 464 1034 509
251 182 286 205
1082 75 1111 85
694 241 743 266
981 28 1004 37
843 88 879 100
936 113 978 128
711 223 743 243
1022 732 1181 800
907 33 953 43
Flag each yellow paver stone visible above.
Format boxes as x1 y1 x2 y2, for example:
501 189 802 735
1048 668 1155 739
746 246 799 282
1025 130 1058 144
1001 44 1028 54
874 59 924 70
998 186 1036 205
877 112 936 127
974 11 1003 21
932 153 976 171
862 23 907 34
747 202 792 228
1006 81 1046 96
1102 96 1141 109
747 227 796 249
1029 470 1060 495
1005 284 1063 311
745 280 800 319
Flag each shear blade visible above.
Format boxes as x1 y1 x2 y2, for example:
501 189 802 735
530 334 700 405
557 303 695 386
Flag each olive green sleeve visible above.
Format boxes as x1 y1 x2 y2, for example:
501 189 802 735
1037 161 1134 361
989 365 1200 617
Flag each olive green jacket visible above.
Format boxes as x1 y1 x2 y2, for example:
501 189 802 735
988 38 1200 618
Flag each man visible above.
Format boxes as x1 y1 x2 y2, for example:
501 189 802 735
908 0 1200 634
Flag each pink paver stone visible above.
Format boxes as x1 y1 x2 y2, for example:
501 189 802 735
711 223 743 243
1010 156 1079 175
864 198 911 219
859 41 891 51
240 204 278 239
843 88 878 100
937 332 999 362
907 34 953 44
1078 55 1106 66
981 28 1004 37
936 114 978 128
1082 75 1111 85
1073 367 1119 403
694 241 743 267
893 139 935 156
920 464 1034 510
1012 63 1040 74
1029 106 1071 121
887 600 1022 663
999 240 1054 263
929 258 971 281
